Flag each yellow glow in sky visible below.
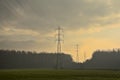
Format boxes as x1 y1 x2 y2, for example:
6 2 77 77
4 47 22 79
1 0 120 62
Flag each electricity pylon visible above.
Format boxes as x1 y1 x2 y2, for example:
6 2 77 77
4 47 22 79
76 44 79 63
84 51 86 62
56 26 63 69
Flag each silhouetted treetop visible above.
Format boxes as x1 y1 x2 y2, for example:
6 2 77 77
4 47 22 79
0 49 74 69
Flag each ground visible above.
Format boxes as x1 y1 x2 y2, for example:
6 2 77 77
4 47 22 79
0 69 120 80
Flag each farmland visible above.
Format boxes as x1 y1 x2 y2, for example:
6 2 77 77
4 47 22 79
0 69 120 80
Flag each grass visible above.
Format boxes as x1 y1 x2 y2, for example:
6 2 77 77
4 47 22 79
0 69 120 80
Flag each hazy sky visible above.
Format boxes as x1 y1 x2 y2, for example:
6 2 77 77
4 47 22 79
0 0 120 62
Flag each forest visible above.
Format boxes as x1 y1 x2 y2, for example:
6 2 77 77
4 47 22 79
0 49 120 69
0 49 75 69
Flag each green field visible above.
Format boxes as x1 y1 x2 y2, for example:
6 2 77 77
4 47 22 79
0 69 120 80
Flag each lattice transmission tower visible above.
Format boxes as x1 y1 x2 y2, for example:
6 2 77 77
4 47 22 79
76 44 79 63
56 26 64 69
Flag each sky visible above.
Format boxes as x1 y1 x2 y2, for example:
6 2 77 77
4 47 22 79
0 0 120 62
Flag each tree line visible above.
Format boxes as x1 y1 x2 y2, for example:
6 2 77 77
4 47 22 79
83 49 120 69
0 49 74 69
1 49 120 69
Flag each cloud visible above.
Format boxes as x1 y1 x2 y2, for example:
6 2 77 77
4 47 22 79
1 0 120 61
0 0 117 31
0 0 27 26
0 27 40 36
